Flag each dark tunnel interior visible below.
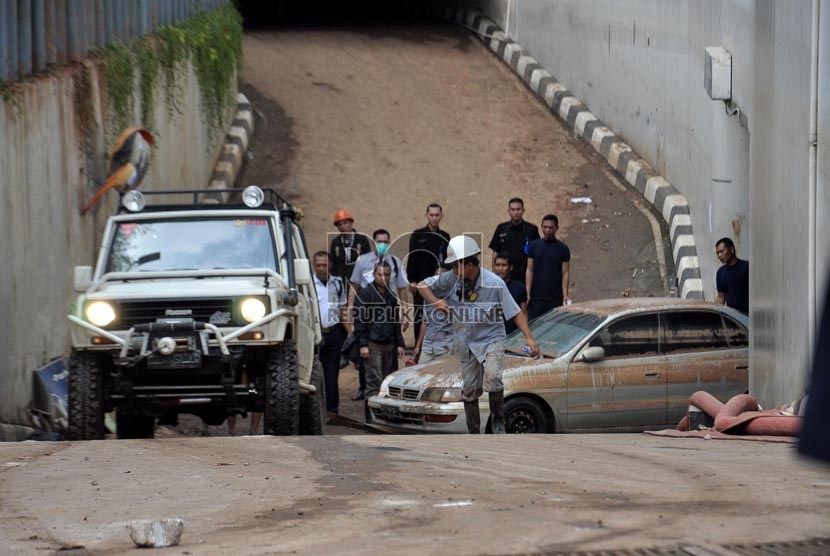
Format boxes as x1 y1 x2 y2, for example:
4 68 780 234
235 0 444 28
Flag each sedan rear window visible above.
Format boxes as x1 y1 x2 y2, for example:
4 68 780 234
506 310 603 356
662 311 731 354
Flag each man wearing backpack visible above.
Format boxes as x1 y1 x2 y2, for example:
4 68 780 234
313 251 349 414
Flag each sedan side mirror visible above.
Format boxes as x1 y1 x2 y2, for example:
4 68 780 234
579 346 605 363
73 266 92 292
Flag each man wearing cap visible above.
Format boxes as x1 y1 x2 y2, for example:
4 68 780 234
417 235 540 434
329 209 372 283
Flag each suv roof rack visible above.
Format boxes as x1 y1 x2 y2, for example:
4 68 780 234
116 187 293 213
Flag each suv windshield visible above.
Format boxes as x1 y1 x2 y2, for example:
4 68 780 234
506 309 603 356
105 217 278 273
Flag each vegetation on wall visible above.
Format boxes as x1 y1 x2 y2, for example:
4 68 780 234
100 5 242 140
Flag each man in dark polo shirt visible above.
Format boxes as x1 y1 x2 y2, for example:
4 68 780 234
493 253 528 335
488 197 540 283
715 237 749 314
526 214 570 320
407 203 450 341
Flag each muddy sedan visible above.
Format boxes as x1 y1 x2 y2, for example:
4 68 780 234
368 298 749 433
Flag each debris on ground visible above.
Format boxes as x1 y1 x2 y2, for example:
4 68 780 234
570 196 593 204
647 391 803 442
126 519 184 548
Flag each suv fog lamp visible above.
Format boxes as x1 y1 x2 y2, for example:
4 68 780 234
240 297 267 322
242 185 264 208
122 190 146 212
86 301 116 327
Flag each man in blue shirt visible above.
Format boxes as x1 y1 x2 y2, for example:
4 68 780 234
493 253 528 335
715 237 749 314
526 214 571 320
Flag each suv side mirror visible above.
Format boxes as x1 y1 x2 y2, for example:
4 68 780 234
294 259 311 286
73 266 93 292
579 346 605 363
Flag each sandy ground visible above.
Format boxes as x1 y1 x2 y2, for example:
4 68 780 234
236 22 668 304
1 434 828 554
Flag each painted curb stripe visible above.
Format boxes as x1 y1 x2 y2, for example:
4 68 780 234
444 9 704 299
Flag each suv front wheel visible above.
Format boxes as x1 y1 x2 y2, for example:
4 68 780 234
68 351 106 440
264 341 300 435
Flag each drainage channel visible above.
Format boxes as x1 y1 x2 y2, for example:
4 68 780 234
516 537 830 556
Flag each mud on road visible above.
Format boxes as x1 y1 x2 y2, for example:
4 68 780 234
1 434 828 554
236 21 669 304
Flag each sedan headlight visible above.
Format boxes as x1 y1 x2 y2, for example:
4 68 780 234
420 387 463 403
85 301 116 327
240 297 267 323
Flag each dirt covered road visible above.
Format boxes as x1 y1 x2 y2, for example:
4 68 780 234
236 20 668 301
2 435 828 554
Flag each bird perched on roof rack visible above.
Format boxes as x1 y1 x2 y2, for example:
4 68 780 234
81 128 154 214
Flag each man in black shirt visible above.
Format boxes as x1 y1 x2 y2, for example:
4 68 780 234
526 214 571 320
329 208 372 283
715 237 749 314
488 198 540 283
407 203 450 341
354 262 405 422
494 253 528 335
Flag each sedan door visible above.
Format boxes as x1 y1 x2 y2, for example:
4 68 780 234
661 310 750 425
567 313 666 429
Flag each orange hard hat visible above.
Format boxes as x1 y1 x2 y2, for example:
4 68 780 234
333 209 353 224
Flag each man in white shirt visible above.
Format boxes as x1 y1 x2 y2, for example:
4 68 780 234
313 251 349 414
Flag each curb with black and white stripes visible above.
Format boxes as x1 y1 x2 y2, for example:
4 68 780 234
429 7 704 300
207 93 254 197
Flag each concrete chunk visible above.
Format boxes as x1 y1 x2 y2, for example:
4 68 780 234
126 519 184 548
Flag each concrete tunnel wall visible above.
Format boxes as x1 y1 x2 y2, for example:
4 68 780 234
469 0 830 407
0 61 232 425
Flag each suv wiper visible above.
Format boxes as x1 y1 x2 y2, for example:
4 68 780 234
135 252 161 267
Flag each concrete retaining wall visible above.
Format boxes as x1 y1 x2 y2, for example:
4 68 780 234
468 0 830 407
0 60 231 425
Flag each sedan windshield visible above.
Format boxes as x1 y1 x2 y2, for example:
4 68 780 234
105 218 278 273
506 309 604 356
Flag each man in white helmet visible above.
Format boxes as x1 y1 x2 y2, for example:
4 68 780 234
417 235 540 433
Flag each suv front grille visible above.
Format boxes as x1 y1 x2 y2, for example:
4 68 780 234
116 298 235 329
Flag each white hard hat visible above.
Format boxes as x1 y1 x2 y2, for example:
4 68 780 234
445 235 481 264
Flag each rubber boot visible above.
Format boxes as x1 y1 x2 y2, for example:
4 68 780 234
364 400 372 424
488 391 506 434
464 401 481 434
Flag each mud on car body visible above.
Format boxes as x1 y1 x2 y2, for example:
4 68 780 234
369 298 750 434
67 187 325 439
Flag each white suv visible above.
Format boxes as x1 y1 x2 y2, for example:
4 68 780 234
67 187 324 439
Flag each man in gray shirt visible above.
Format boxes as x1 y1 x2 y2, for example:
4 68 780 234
417 236 540 434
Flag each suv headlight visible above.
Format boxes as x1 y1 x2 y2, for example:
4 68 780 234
420 387 463 403
85 301 116 327
240 297 267 323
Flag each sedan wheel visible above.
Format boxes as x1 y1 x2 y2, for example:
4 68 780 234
504 397 549 434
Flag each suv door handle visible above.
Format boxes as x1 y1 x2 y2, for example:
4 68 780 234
644 372 659 378
735 365 749 370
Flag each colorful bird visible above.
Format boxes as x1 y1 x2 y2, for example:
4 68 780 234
81 128 154 214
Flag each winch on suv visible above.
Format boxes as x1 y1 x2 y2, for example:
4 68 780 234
66 186 325 438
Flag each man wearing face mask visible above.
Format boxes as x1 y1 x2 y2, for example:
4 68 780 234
347 229 410 400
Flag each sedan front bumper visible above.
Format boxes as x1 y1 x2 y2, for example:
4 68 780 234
367 395 489 433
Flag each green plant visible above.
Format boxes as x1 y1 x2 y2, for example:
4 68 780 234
135 39 160 130
100 5 242 141
102 42 136 135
